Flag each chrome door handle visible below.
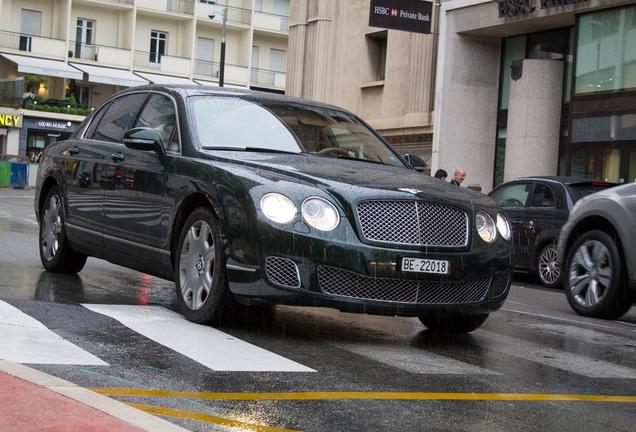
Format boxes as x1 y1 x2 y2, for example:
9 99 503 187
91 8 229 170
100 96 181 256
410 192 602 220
111 152 124 162
68 146 80 155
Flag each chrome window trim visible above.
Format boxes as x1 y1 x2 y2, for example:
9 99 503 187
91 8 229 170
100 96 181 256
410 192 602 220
79 89 183 155
66 222 170 255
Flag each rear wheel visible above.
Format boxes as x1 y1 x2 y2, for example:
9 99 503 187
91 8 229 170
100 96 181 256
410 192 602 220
175 208 231 324
537 242 561 288
418 313 488 333
39 186 87 274
564 230 631 319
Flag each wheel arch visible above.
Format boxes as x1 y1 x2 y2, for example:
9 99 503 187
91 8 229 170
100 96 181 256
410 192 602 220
37 176 59 222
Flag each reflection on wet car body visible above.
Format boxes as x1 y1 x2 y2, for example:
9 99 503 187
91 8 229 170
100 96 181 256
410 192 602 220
35 85 513 333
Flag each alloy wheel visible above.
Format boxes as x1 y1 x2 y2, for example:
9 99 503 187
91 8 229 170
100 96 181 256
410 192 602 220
538 245 560 286
179 220 215 311
41 194 63 262
568 239 612 307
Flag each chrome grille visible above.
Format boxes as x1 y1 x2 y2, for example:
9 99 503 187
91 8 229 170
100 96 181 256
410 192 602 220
490 271 512 299
265 256 300 289
318 266 491 304
357 200 469 247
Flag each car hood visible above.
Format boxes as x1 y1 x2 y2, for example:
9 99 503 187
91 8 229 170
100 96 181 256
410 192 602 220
203 151 486 212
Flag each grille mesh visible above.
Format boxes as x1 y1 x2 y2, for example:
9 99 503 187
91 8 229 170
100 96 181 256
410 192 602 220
490 271 512 299
357 200 468 247
265 256 300 288
317 266 491 304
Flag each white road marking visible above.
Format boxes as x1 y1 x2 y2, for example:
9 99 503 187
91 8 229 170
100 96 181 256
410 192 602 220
0 300 108 365
502 308 618 330
0 210 38 225
474 330 636 379
0 195 33 199
333 342 500 375
82 304 315 372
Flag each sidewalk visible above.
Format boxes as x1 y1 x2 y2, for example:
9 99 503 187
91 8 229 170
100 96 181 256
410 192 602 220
0 362 189 432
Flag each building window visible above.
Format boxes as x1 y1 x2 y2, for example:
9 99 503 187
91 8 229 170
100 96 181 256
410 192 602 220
575 5 636 94
20 9 41 52
149 30 168 64
365 31 387 82
270 48 286 72
75 18 96 60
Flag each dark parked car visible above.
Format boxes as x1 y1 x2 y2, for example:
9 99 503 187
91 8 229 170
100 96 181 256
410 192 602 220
489 177 615 287
35 85 513 333
558 182 636 319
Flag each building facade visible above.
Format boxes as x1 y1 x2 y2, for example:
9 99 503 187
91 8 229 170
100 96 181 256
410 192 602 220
286 0 439 173
0 0 289 157
434 0 636 192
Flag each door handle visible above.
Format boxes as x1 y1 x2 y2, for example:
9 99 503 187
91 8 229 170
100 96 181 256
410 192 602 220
111 152 124 162
68 146 80 155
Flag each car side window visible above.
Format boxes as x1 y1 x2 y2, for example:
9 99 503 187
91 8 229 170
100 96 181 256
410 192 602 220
490 183 532 208
91 94 148 143
529 184 556 208
134 94 178 152
84 102 111 139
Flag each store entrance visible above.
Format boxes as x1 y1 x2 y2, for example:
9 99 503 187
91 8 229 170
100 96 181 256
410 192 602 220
569 142 636 184
26 129 71 162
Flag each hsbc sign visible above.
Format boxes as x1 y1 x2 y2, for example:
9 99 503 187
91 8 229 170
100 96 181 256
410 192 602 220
369 0 433 34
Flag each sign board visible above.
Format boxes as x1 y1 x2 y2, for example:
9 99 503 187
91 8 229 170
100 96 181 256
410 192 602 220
369 0 433 34
0 113 22 128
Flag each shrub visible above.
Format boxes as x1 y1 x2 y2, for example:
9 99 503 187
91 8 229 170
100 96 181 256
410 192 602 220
50 106 61 113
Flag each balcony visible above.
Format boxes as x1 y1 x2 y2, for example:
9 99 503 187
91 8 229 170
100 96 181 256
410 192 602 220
194 60 248 86
68 42 132 68
250 67 286 91
134 51 192 76
197 5 251 26
136 0 194 16
253 10 289 33
0 30 66 59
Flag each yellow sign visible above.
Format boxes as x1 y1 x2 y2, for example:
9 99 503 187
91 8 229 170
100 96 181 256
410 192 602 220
0 114 21 128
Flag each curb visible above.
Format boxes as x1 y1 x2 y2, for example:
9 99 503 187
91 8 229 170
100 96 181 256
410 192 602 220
0 361 190 432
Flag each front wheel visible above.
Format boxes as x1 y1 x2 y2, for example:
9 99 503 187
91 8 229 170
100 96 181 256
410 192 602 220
39 186 87 274
564 230 631 319
537 243 561 288
418 313 489 333
175 208 231 324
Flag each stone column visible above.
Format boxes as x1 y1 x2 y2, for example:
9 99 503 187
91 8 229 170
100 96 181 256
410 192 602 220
504 59 563 181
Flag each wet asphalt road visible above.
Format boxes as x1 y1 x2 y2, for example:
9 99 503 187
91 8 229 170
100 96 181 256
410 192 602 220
1 188 635 432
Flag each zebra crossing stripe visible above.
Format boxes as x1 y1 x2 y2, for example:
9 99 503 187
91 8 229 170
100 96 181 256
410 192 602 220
0 300 108 365
82 304 315 372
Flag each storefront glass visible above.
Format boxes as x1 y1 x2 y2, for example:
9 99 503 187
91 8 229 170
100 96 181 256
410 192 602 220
26 129 70 162
575 5 636 94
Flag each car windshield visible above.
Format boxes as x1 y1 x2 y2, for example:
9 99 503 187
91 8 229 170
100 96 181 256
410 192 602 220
567 182 615 202
189 95 404 167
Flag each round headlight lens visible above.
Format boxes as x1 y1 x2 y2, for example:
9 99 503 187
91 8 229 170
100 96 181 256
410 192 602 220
475 211 497 243
496 212 511 241
301 197 340 231
260 193 297 224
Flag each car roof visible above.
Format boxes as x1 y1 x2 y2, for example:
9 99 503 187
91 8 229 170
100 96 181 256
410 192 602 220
506 176 617 187
116 84 347 113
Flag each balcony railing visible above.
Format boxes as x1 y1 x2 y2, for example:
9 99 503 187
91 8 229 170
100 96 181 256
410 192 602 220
68 41 97 61
167 0 194 15
253 10 289 32
134 50 163 69
0 30 66 58
251 67 286 90
194 61 249 85
88 0 133 5
225 6 252 26
194 59 220 78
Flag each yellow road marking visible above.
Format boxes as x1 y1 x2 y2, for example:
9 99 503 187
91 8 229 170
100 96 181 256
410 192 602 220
90 388 636 403
128 402 298 432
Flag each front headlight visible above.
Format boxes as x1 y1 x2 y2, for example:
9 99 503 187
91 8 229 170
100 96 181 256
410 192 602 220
301 197 340 231
475 211 497 243
260 193 297 224
496 212 511 241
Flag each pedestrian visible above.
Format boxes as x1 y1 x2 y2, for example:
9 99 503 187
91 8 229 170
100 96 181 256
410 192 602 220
433 169 448 181
450 168 466 186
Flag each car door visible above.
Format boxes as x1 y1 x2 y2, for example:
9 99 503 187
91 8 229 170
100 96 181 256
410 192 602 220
489 181 533 269
102 92 178 265
525 182 568 268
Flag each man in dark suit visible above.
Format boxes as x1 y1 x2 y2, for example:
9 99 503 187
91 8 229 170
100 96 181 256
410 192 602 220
450 168 466 186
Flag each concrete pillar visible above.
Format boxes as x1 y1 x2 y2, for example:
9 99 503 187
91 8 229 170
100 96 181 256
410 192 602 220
504 59 563 182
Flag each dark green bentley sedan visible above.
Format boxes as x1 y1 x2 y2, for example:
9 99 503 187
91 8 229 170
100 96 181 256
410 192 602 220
35 86 513 333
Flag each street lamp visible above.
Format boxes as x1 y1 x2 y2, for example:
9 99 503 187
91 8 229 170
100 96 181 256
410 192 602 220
208 2 227 87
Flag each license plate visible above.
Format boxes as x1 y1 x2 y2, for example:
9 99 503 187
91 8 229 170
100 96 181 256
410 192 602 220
401 258 450 274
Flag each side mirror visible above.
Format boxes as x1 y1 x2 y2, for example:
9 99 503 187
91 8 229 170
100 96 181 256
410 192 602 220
122 127 163 153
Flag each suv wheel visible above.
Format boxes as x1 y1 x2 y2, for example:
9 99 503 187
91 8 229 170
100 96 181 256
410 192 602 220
537 243 561 288
418 313 488 333
564 230 631 319
175 208 231 324
39 186 87 274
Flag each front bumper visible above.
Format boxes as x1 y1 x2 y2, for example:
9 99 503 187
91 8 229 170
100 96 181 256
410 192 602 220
225 218 514 317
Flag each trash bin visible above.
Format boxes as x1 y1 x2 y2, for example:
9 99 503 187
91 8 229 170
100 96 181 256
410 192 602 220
0 162 10 187
10 162 28 188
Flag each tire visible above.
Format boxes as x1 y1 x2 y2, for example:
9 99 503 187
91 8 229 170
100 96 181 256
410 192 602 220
39 186 87 274
564 230 631 319
418 313 489 333
537 242 561 288
175 207 232 324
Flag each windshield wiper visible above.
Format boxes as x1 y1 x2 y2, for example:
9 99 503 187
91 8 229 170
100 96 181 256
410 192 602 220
312 153 391 166
201 146 303 155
